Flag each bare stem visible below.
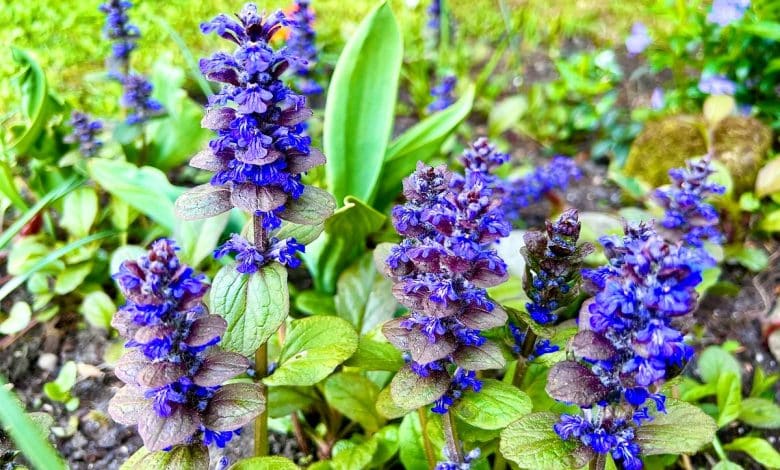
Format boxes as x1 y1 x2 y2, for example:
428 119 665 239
441 411 463 464
418 408 436 469
253 215 270 456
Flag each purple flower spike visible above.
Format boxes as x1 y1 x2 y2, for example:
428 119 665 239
502 157 582 223
193 3 328 274
108 239 262 452
698 73 737 96
99 0 139 73
287 0 322 95
707 0 750 27
625 22 651 55
428 75 457 113
383 138 511 414
64 111 103 157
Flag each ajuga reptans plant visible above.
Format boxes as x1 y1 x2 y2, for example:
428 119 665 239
108 239 263 453
502 156 581 225
381 138 510 414
546 159 724 469
64 111 103 158
287 0 322 95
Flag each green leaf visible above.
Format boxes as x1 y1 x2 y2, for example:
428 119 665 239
0 302 32 335
712 461 744 470
738 192 761 212
80 291 116 330
0 175 83 250
698 345 742 385
724 245 769 272
175 212 230 267
345 337 404 372
8 47 51 155
717 372 742 427
739 398 780 429
43 361 77 403
54 262 93 295
88 159 180 232
334 254 396 333
756 158 780 198
294 290 337 316
229 456 298 470
120 444 208 470
268 386 316 419
375 386 408 420
759 209 780 233
742 21 780 41
399 413 429 470
210 263 289 357
265 316 358 386
0 231 116 303
324 372 384 432
499 412 580 470
0 161 28 211
703 95 735 125
60 187 98 238
371 424 400 467
331 438 378 470
453 379 532 430
723 437 780 468
375 85 475 209
0 379 65 469
302 196 386 293
488 95 528 136
324 1 403 205
635 399 718 455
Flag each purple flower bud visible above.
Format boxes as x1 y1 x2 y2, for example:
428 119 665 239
698 73 737 96
428 75 457 113
64 111 103 157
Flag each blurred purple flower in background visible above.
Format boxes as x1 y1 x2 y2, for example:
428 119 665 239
625 22 651 55
707 0 750 27
698 73 737 95
428 75 457 112
64 111 103 157
650 87 664 109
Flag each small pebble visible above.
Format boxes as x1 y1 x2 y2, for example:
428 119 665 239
37 353 58 372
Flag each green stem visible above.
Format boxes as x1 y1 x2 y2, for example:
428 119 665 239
418 408 436 469
253 215 270 456
712 435 727 461
493 453 507 470
441 411 463 464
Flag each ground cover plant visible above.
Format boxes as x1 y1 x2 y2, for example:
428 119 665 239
0 0 778 469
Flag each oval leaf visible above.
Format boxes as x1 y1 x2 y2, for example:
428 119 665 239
203 383 266 432
175 184 233 221
635 399 718 455
499 412 580 470
389 365 449 411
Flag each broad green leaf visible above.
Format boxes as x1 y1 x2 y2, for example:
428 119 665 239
54 262 93 295
334 254 396 333
375 386 408 420
739 398 780 429
268 386 317 419
375 85 475 209
724 245 769 272
0 231 116 303
60 187 98 238
759 209 780 233
303 196 386 293
273 221 325 246
324 372 384 432
371 424 400 467
229 456 298 470
389 366 449 411
210 263 289 357
723 437 780 468
345 337 404 372
453 379 532 430
635 399 718 455
264 316 358 386
399 413 429 470
80 291 116 330
717 372 742 427
8 48 51 155
294 290 337 316
738 192 761 212
331 438 378 470
742 21 780 41
0 379 65 470
324 2 403 205
488 94 528 136
0 302 32 335
0 175 83 250
712 461 744 470
499 412 580 470
756 158 780 198
698 346 742 385
88 159 180 231
120 444 208 470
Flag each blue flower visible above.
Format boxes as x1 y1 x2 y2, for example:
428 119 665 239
286 0 322 95
214 234 305 273
502 157 581 224
625 22 651 55
384 138 510 413
698 73 737 96
99 0 139 72
64 111 103 157
707 0 750 27
110 239 250 450
121 74 163 125
428 75 457 113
